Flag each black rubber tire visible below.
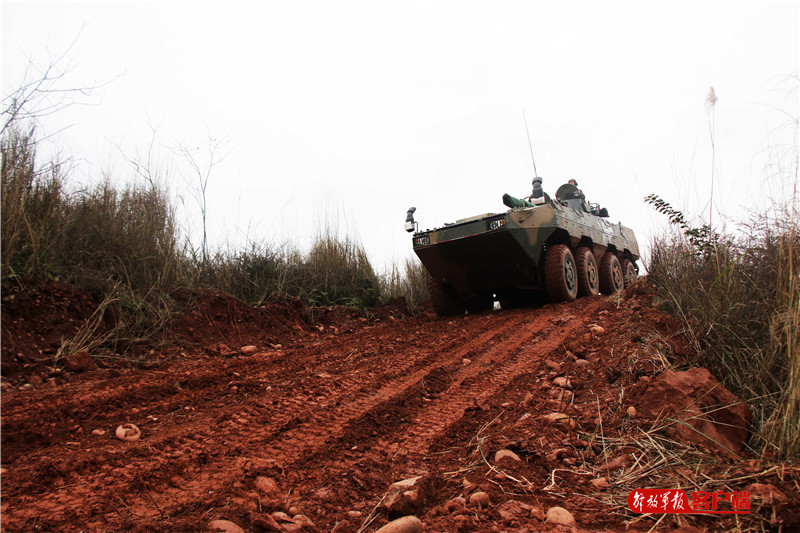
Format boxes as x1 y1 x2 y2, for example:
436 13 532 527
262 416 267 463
599 253 624 295
621 258 637 288
466 294 494 314
574 247 599 297
545 244 578 303
427 275 464 316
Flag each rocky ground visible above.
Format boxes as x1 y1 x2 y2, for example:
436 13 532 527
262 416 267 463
1 279 798 532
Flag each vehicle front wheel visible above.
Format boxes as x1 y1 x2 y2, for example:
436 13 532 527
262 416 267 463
427 275 464 316
545 244 578 303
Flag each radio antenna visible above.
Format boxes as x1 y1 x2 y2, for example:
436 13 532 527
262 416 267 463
523 110 538 176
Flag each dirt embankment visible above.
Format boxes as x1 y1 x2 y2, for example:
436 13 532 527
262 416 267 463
1 281 797 532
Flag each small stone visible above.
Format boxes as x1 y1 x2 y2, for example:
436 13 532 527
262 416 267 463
115 423 141 442
288 505 302 516
574 359 589 367
240 345 258 355
208 519 245 533
546 506 576 527
494 449 521 463
545 360 562 373
462 358 471 365
522 392 534 408
468 491 491 508
553 376 572 389
92 429 106 436
292 515 315 528
271 512 293 522
374 515 424 533
591 325 605 335
63 350 97 372
255 476 281 498
542 412 576 430
626 406 637 417
383 476 426 516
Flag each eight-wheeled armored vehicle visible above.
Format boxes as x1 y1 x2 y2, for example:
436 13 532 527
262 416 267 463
406 178 640 316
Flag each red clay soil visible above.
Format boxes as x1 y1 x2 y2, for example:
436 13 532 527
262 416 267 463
1 281 798 532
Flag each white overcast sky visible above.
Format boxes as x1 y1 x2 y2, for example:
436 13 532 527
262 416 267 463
2 1 798 271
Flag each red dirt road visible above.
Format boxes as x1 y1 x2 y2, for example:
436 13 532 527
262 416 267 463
1 284 797 532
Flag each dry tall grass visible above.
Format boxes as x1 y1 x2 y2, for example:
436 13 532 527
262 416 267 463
648 207 799 459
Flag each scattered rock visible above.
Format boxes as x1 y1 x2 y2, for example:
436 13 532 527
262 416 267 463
462 358 471 365
547 448 570 462
270 511 293 523
292 514 315 528
251 515 283 531
115 423 141 442
62 350 97 372
626 406 637 417
494 449 521 463
374 515 424 533
383 476 429 517
542 412 576 430
522 392 534 408
215 343 237 356
240 345 258 355
546 506 576 527
591 325 606 335
574 359 589 368
468 491 491 508
497 500 534 520
553 376 572 389
92 429 106 436
545 360 562 373
255 476 281 499
208 519 245 533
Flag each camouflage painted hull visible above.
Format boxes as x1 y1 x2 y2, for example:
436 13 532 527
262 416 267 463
412 200 639 310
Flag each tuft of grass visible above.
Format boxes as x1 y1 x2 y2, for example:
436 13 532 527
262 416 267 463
379 256 430 311
2 122 430 364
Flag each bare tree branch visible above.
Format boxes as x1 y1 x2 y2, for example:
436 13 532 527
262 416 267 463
1 27 120 137
172 133 230 263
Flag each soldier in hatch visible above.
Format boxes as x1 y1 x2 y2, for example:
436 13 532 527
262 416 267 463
568 179 585 200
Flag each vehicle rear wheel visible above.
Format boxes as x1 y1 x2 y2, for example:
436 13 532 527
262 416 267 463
427 275 464 316
621 258 637 288
574 247 599 297
599 253 624 294
545 244 578 302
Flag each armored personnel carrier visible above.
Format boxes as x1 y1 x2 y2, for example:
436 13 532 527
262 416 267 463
405 177 640 316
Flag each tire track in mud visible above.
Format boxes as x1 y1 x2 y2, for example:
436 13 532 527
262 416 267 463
1 311 536 528
300 299 602 468
127 311 536 515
